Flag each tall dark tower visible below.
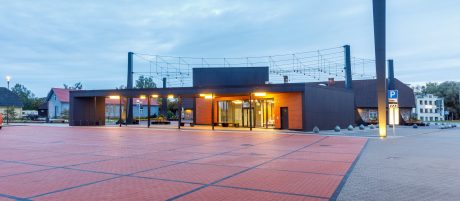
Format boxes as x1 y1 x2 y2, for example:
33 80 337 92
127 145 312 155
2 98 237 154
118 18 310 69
126 52 134 124
373 0 387 137
388 59 395 90
344 45 352 89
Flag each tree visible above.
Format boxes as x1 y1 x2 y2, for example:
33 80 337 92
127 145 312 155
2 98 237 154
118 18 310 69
6 107 17 120
422 81 460 120
61 109 69 119
135 75 156 89
167 99 178 116
10 84 45 110
116 85 126 90
64 82 83 90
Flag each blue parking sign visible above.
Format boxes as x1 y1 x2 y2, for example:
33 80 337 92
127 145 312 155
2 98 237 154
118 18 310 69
388 90 398 102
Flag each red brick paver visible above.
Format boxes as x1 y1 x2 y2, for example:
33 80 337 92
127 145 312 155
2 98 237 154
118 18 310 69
0 162 50 177
0 126 366 200
72 157 174 174
217 168 342 198
176 186 326 201
259 158 351 175
35 177 200 201
135 163 245 184
192 154 272 168
0 168 113 198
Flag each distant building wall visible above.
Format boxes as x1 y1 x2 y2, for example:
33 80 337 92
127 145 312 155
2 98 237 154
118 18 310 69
272 93 303 130
0 107 22 119
413 94 445 121
48 92 69 119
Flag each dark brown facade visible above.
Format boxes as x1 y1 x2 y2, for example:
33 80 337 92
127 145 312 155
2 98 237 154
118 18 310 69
69 83 356 131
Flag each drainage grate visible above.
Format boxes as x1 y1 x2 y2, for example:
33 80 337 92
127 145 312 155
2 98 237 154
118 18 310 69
240 144 254 147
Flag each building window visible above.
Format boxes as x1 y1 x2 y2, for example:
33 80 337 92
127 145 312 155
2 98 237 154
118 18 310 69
435 117 438 121
369 111 377 120
420 109 423 113
425 109 428 113
430 117 433 121
430 109 433 113
429 101 432 105
425 100 427 105
420 100 423 105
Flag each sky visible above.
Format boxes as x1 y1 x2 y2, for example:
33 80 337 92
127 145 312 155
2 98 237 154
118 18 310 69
0 0 459 97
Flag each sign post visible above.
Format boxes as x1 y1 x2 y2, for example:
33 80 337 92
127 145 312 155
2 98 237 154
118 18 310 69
388 90 399 136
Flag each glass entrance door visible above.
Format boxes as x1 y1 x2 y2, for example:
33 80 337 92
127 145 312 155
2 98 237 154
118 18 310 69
217 98 274 129
242 107 255 128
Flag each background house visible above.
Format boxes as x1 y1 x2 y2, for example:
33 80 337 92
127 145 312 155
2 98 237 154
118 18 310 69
413 94 445 121
47 88 70 119
314 78 416 125
47 88 159 120
38 102 48 118
0 87 23 119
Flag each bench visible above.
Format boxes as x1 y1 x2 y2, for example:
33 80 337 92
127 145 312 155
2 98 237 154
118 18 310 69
214 122 240 128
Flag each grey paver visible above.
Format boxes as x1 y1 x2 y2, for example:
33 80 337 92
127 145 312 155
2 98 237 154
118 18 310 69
337 128 460 201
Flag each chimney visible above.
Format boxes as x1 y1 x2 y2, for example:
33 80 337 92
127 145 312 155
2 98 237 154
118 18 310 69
388 60 395 90
328 78 335 86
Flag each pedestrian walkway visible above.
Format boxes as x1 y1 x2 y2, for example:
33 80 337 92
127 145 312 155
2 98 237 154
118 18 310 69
0 126 367 201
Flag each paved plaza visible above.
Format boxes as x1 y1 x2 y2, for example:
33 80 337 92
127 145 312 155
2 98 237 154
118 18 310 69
0 126 366 201
1 125 458 200
337 126 460 201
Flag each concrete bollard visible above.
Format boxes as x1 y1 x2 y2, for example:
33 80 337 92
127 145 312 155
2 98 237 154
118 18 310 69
359 124 365 130
313 126 320 133
413 124 418 129
369 124 375 129
347 125 354 131
334 126 341 132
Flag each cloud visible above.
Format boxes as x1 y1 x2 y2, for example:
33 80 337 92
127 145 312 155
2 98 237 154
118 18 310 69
0 0 459 96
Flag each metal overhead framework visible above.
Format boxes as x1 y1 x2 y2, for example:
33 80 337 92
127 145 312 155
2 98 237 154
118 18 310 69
130 46 377 88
